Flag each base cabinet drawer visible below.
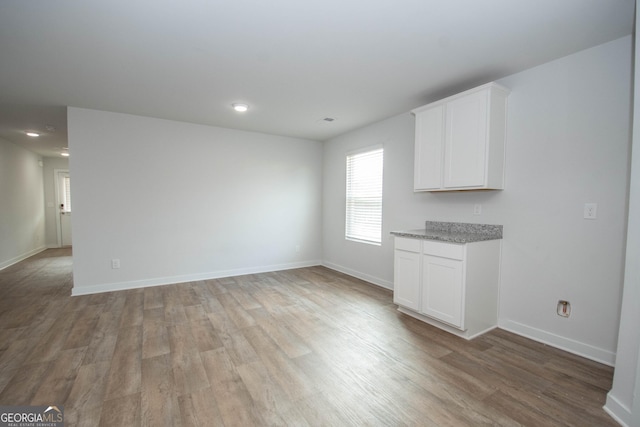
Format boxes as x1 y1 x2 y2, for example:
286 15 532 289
422 239 464 260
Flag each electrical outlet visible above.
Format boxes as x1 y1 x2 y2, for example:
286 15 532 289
111 259 121 269
557 300 571 317
584 203 597 219
473 204 482 215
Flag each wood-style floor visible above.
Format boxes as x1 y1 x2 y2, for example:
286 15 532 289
0 248 617 426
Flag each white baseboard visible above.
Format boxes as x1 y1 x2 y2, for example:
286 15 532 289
0 246 47 271
71 260 322 296
499 318 616 366
603 393 631 427
321 261 393 290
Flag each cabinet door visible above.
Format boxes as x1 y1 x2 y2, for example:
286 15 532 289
393 249 421 311
414 105 444 190
444 89 488 188
421 255 464 328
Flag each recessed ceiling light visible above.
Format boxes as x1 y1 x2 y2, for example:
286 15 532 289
26 132 39 137
232 103 249 113
61 152 70 157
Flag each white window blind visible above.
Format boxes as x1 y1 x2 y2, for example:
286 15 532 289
63 176 71 212
345 147 383 245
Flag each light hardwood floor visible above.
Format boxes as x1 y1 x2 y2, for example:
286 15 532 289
0 248 617 426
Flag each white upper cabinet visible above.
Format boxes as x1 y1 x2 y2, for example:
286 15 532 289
412 82 509 191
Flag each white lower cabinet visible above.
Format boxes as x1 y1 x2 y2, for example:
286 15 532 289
393 236 501 339
422 254 463 328
393 238 421 311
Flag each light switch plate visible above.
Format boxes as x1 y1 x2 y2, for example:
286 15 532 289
584 203 597 219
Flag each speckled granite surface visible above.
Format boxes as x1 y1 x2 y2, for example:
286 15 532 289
391 221 503 243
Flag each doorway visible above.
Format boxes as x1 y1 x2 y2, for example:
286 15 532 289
54 169 72 247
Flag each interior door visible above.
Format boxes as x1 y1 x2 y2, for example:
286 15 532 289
56 170 72 247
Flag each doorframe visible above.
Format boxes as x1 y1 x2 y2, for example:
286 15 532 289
53 168 70 248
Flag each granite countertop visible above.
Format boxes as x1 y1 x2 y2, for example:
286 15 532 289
391 221 503 243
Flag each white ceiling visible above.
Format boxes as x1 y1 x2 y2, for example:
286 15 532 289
0 0 634 157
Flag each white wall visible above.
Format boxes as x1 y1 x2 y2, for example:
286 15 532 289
496 36 631 364
68 107 323 295
322 36 632 365
0 137 46 269
43 157 69 248
323 112 415 287
604 7 640 425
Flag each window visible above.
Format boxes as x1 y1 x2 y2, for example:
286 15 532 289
62 175 71 212
57 171 71 213
345 146 384 245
